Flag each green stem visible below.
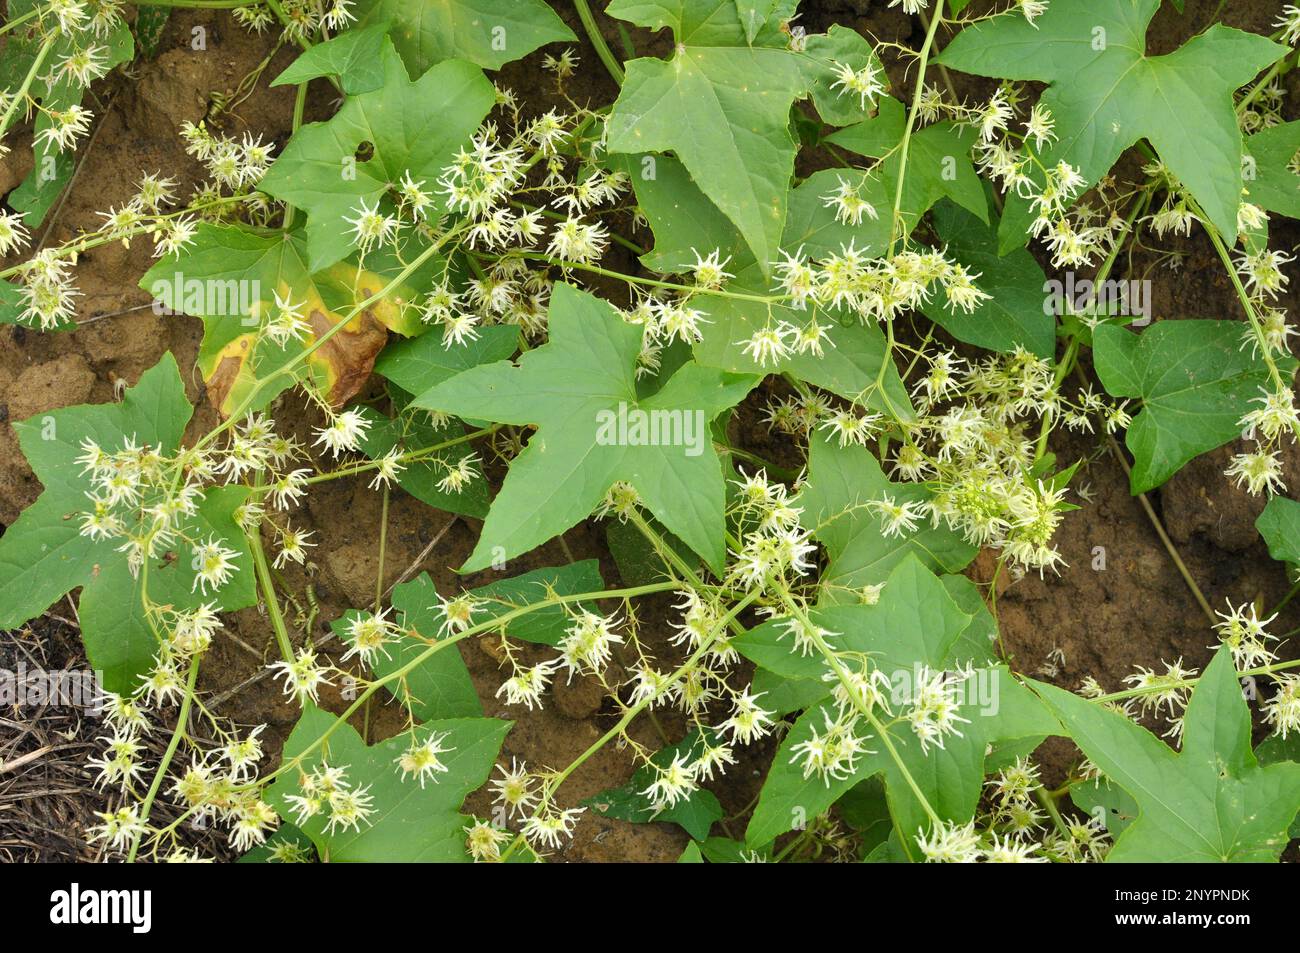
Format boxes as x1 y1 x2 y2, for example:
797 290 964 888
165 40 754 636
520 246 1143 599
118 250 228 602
572 0 624 85
282 82 309 231
0 6 37 36
246 510 295 663
126 656 201 862
773 827 815 862
501 589 759 860
1036 785 1070 838
1089 657 1300 708
1237 47 1293 115
1195 205 1289 394
888 0 944 253
0 193 255 281
513 253 782 303
374 487 389 613
295 426 498 487
1270 576 1300 617
0 36 54 139
1034 174 1150 464
508 201 646 255
722 443 797 481
264 0 311 51
774 582 941 859
254 581 680 785
1033 336 1079 463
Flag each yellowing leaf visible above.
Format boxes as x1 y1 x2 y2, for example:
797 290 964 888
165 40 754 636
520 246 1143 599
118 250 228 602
141 224 430 416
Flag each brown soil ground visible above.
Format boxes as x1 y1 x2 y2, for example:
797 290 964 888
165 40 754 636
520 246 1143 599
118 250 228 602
3 0 1299 861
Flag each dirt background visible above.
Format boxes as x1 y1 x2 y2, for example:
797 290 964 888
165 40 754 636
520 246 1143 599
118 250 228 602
3 0 1299 861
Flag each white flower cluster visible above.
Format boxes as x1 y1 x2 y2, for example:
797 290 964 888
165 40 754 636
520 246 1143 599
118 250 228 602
487 589 777 831
773 242 990 327
0 1 126 163
1122 657 1198 742
87 686 282 858
282 763 374 835
829 58 885 111
953 88 1124 269
916 755 1109 863
234 0 355 42
1208 601 1300 741
69 404 381 858
3 122 272 329
785 651 975 786
478 489 813 856
76 435 233 585
1225 243 1299 495
179 121 276 193
340 104 629 347
837 348 1128 576
728 469 818 591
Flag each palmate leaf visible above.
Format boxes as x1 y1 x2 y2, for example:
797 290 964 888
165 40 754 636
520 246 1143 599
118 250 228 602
605 0 807 273
740 557 1054 852
612 153 750 277
696 272 913 419
919 198 1055 359
751 666 829 718
734 0 779 44
617 155 913 416
606 511 699 587
1069 777 1139 837
746 675 1054 854
697 835 772 862
1093 320 1291 493
413 283 758 573
1254 732 1300 839
584 729 724 841
798 434 977 601
331 577 482 723
267 704 510 862
827 95 988 233
271 21 391 94
79 487 252 693
362 326 522 518
0 280 37 328
737 557 978 685
936 0 1285 251
355 401 492 518
692 172 914 418
374 324 521 397
0 354 255 692
0 2 135 225
139 223 427 416
259 39 495 271
350 0 575 73
620 93 983 275
616 142 896 278
854 666 1054 853
332 561 604 723
1033 648 1300 862
1244 120 1300 220
457 560 605 647
836 775 892 857
1257 496 1300 565
798 24 888 128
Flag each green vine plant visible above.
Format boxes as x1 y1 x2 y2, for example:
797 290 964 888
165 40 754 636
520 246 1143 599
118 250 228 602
3 0 1300 863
